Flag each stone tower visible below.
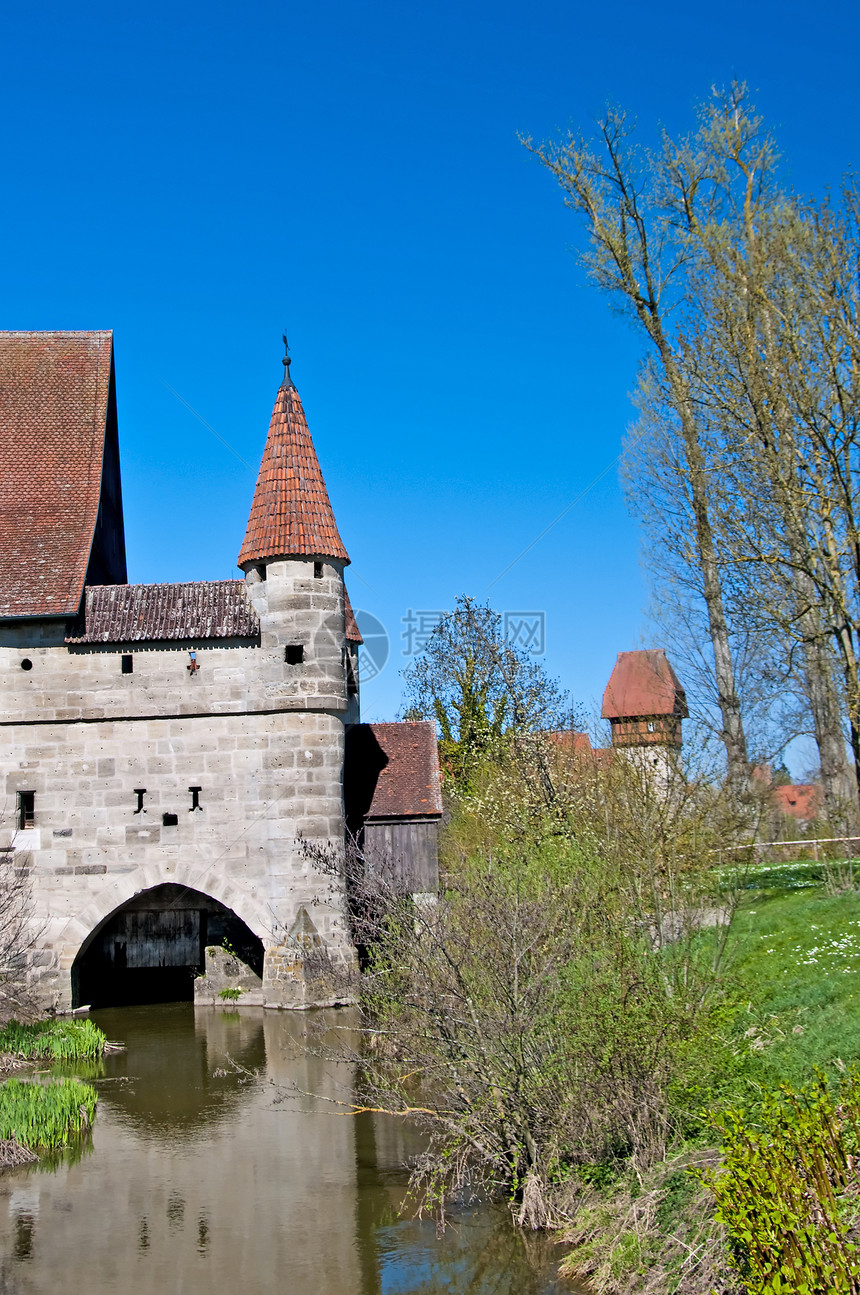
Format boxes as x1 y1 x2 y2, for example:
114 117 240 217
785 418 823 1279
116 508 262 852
235 349 357 1002
601 649 688 782
0 331 441 1013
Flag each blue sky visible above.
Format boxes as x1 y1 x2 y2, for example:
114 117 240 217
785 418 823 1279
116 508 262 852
3 0 858 730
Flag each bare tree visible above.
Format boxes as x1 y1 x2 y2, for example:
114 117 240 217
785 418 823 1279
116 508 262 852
523 92 752 790
526 84 860 827
0 847 38 1021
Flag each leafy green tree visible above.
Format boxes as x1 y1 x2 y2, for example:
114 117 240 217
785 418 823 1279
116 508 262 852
400 595 574 792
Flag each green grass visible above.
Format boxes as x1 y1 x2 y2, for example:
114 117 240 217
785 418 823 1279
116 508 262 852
0 1077 97 1149
727 879 860 1091
0 1018 107 1064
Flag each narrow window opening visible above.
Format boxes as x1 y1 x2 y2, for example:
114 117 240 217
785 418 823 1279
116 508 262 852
313 561 323 579
133 788 147 815
17 791 35 830
647 721 655 733
188 786 202 812
256 564 267 582
20 659 32 671
285 645 304 664
121 654 133 675
162 813 178 827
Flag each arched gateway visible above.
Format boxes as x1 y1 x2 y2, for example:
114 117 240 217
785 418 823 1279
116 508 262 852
0 332 442 1011
71 883 264 1008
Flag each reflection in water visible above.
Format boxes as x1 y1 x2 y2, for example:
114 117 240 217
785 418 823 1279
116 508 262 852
0 1004 569 1294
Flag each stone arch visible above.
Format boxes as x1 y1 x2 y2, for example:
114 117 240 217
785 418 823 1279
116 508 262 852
51 860 278 1010
68 880 267 1010
55 859 274 973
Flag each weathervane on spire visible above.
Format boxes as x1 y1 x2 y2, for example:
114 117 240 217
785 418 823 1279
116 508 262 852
280 330 293 388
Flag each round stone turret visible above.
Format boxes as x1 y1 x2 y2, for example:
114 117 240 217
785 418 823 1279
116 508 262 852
238 354 351 713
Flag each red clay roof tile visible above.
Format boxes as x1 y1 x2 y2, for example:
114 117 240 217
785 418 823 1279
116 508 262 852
67 581 258 643
602 649 688 720
238 377 348 568
364 722 443 819
0 330 115 617
772 784 822 822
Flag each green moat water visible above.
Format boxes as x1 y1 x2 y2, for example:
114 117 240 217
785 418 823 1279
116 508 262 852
0 1004 571 1293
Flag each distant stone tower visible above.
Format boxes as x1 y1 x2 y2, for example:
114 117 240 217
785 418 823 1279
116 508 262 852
601 649 688 779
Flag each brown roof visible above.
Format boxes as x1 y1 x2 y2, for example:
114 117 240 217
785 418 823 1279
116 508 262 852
238 373 348 568
344 722 443 824
67 581 259 643
602 649 688 721
365 722 443 818
549 730 612 767
0 330 119 617
344 586 363 643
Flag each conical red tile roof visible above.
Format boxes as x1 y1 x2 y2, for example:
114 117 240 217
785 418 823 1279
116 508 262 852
238 375 349 567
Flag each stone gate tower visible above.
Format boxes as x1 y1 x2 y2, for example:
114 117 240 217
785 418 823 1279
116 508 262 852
0 332 363 1011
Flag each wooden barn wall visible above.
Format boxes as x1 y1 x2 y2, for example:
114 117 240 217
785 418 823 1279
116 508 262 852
363 820 439 893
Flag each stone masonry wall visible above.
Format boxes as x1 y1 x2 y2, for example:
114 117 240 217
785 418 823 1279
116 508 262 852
0 560 357 1010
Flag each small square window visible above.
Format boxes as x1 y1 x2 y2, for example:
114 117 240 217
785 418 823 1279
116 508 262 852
285 645 304 665
17 791 35 830
121 654 133 674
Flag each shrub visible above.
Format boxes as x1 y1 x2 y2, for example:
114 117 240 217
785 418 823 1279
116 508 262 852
700 1071 860 1293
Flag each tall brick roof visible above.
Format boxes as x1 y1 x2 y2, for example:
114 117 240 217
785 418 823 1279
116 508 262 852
0 330 123 617
67 581 259 643
238 368 348 568
602 649 688 720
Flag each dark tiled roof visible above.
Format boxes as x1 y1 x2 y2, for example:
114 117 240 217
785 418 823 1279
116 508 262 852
0 331 115 617
345 722 443 823
602 649 688 720
67 581 259 643
238 377 348 567
344 587 362 643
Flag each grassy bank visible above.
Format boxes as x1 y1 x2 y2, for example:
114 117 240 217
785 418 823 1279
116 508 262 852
0 1017 107 1066
559 867 860 1293
0 1077 97 1150
728 875 860 1090
0 1018 106 1169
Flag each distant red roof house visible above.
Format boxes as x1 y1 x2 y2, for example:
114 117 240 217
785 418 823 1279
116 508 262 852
772 784 823 823
0 331 127 618
602 649 688 749
549 730 611 764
